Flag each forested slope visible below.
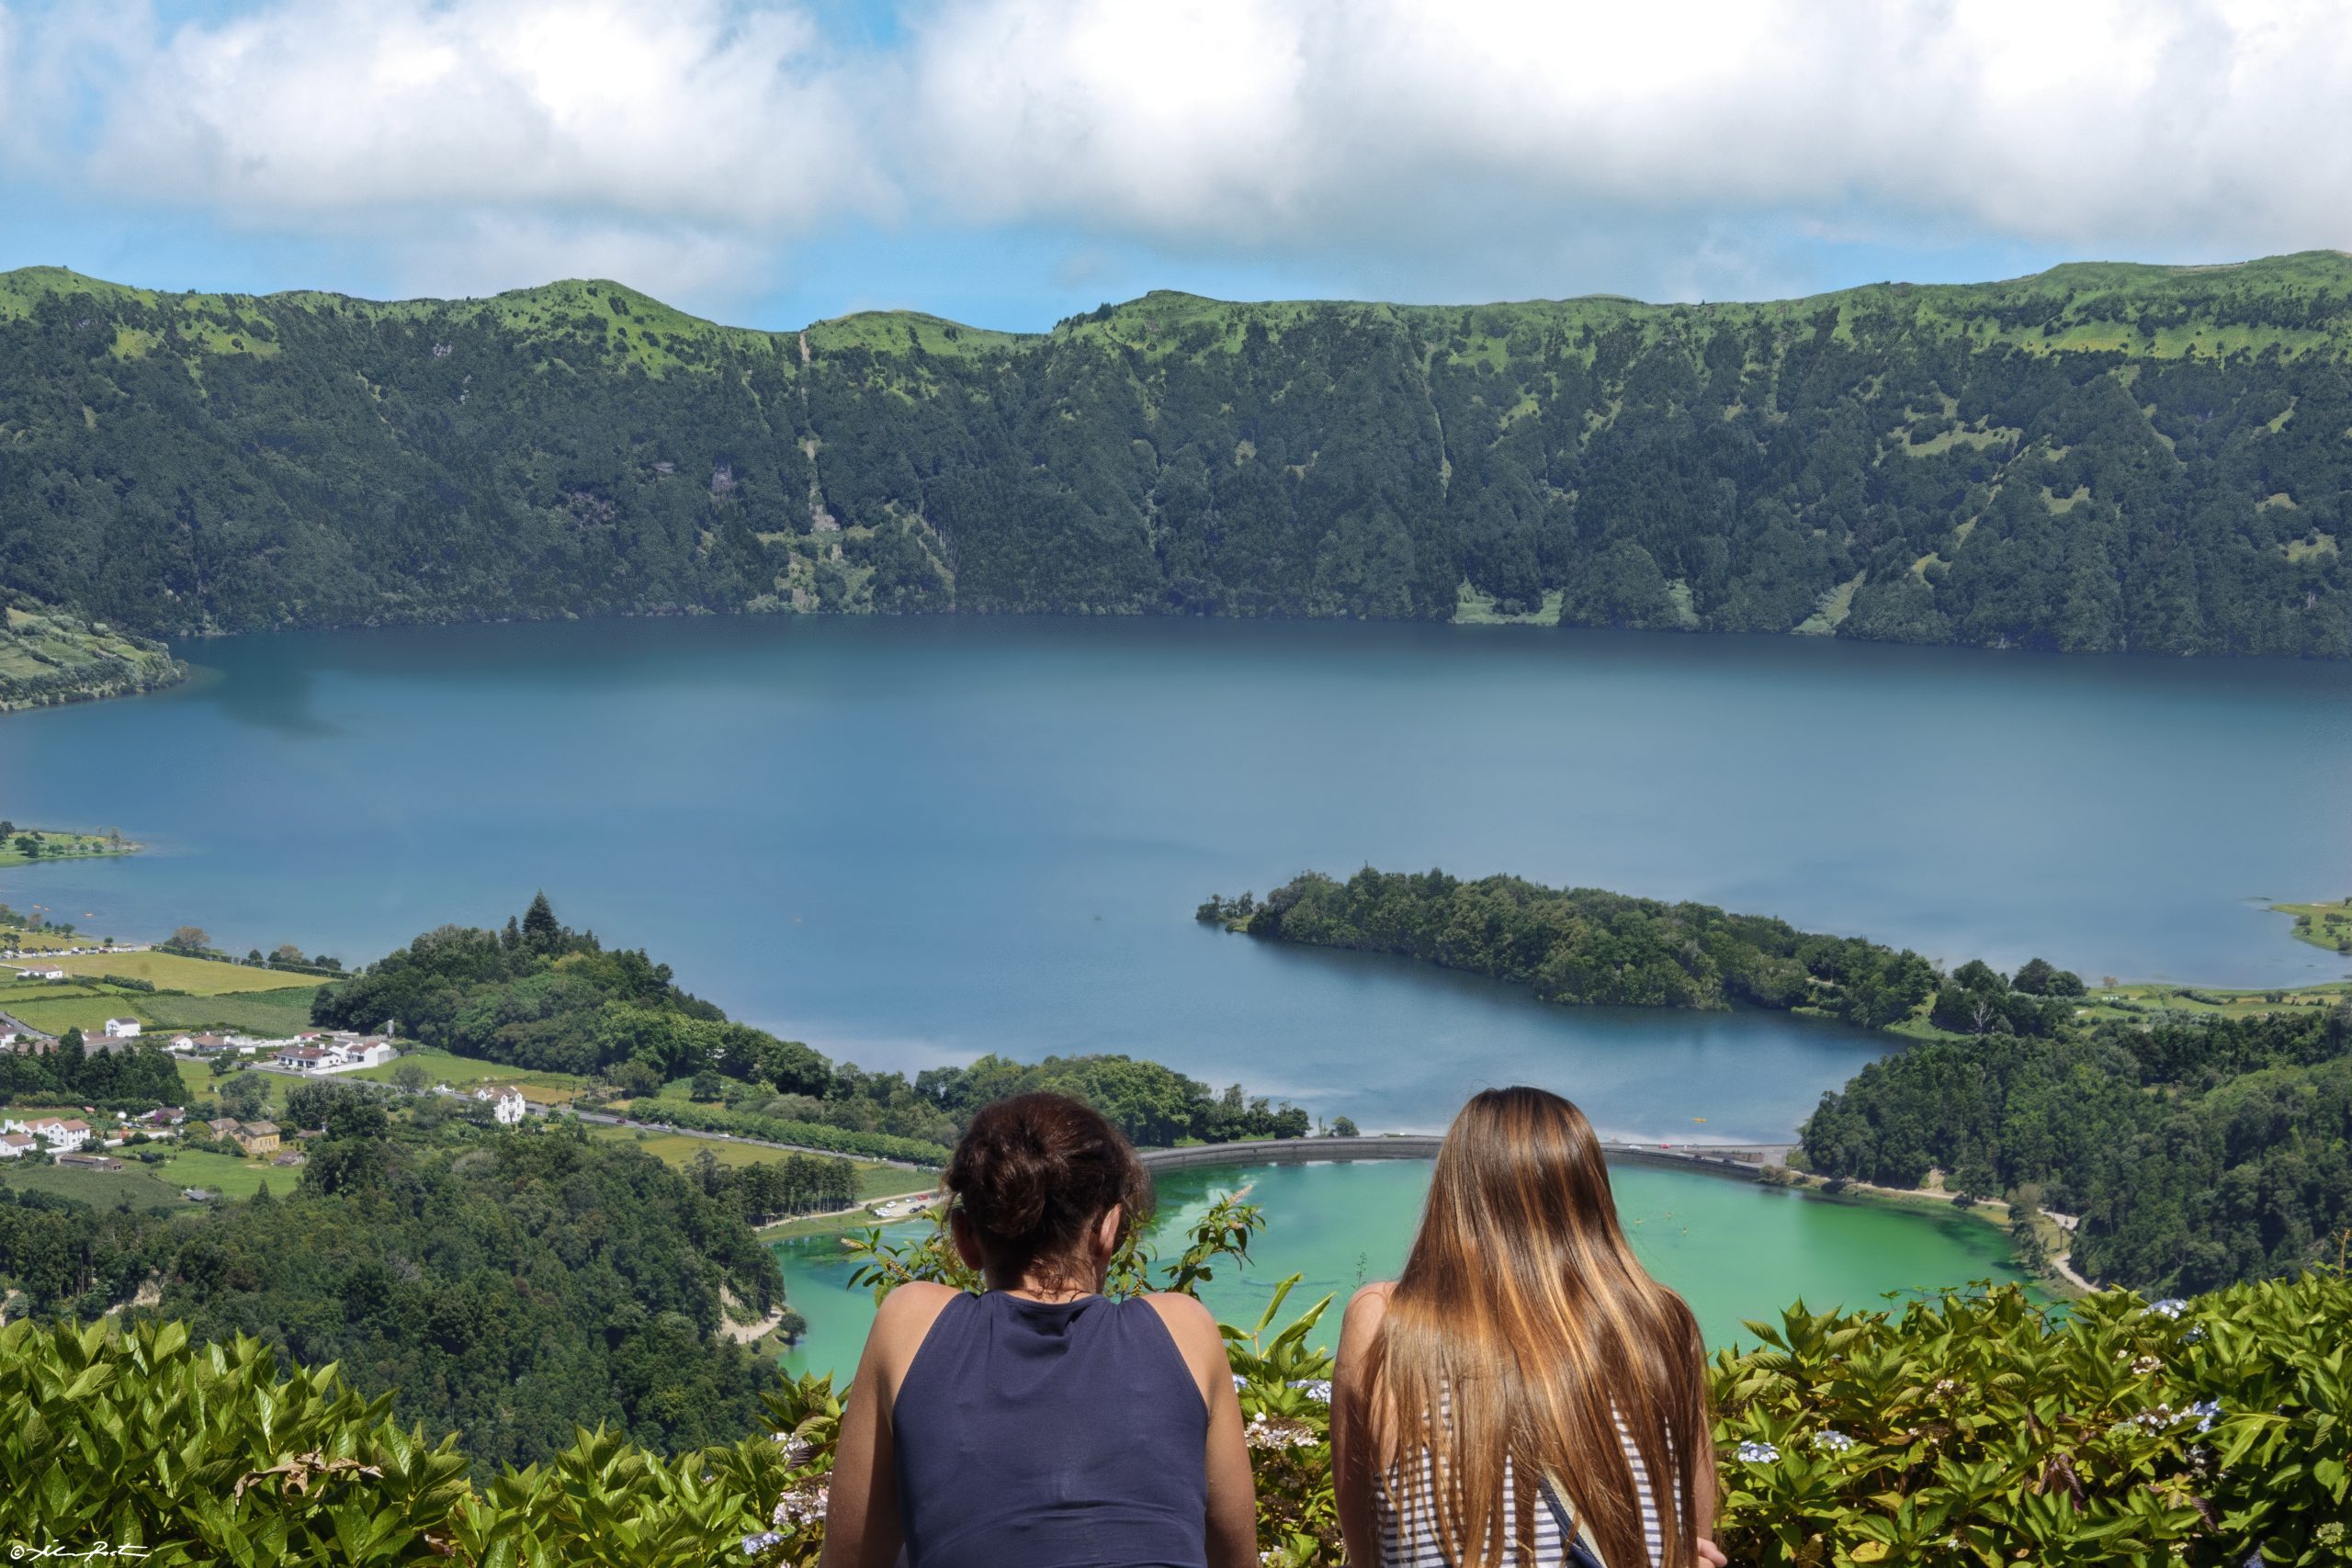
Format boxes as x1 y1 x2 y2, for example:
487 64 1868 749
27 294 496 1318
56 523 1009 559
3 254 2349 654
1802 1005 2352 1294
0 1103 790 1475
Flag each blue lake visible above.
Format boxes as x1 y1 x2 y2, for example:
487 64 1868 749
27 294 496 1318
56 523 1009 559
2 615 2346 1140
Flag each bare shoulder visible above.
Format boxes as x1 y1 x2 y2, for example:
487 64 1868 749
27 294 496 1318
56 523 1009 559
1342 1280 1396 1325
870 1281 960 1357
1336 1281 1395 1366
876 1279 961 1325
1139 1289 1222 1350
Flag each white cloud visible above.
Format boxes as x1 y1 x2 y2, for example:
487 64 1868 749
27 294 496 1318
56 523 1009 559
7 0 2352 309
90 0 886 224
898 0 2352 261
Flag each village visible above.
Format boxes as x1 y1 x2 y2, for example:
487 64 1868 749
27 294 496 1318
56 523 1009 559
0 1011 531 1190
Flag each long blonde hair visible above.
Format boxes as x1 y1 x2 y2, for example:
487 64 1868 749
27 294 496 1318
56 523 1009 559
1365 1088 1712 1567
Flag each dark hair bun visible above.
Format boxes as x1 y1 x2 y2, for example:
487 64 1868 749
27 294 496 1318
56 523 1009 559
947 1092 1151 1284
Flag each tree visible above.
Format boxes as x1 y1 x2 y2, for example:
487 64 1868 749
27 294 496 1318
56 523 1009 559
522 893 560 949
2011 957 2085 996
690 1068 724 1102
609 1059 661 1100
1951 959 2007 992
14 835 40 858
220 1072 270 1121
272 943 306 966
1330 1116 1361 1137
391 1061 429 1094
169 926 210 952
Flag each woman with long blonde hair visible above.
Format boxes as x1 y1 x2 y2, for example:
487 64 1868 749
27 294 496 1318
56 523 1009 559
1333 1088 1726 1567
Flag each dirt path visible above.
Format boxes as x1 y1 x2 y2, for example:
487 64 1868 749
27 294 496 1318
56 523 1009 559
719 1285 789 1345
2048 1252 2100 1293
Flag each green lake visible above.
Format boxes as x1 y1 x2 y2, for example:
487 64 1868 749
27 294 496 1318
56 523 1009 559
773 1156 2036 1376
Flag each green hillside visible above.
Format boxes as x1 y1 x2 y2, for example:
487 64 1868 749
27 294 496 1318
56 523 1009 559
3 254 2348 655
0 592 185 710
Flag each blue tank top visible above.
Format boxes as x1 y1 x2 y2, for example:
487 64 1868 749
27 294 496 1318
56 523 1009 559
892 1291 1210 1568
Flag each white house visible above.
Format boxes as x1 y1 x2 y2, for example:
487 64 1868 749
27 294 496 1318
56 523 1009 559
16 966 65 981
275 1043 336 1074
0 1133 34 1158
103 1017 141 1039
474 1087 529 1125
19 1117 91 1153
170 1032 246 1055
345 1038 398 1069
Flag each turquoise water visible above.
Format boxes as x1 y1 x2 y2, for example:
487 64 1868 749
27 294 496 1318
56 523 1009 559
773 1157 2036 1375
2 616 2346 1139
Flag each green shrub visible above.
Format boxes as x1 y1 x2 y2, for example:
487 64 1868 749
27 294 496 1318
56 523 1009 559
3 1250 2344 1565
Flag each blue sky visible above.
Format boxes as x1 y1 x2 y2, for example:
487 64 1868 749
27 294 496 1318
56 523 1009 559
2 1 2346 333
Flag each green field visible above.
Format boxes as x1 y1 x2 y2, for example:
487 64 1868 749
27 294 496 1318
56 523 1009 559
0 996 157 1034
0 980 113 1004
2277 897 2352 954
0 956 319 1038
0 1144 287 1206
585 1128 911 1199
1453 582 1564 626
51 952 319 995
0 596 185 712
153 1147 287 1201
585 1125 849 1173
138 987 320 1034
0 1160 180 1210
344 1048 586 1101
2079 978 2352 1022
0 824 137 869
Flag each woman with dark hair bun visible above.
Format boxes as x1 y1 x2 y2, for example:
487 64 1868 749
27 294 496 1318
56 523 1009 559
821 1091 1257 1568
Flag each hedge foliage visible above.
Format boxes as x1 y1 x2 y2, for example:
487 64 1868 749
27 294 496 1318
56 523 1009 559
5 1259 2345 1566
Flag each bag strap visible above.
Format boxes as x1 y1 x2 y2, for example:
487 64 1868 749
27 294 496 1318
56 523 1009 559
1534 1475 1608 1568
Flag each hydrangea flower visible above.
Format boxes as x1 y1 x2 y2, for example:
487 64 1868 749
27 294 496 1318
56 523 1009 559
1811 1428 1856 1453
1735 1440 1781 1464
1244 1411 1320 1451
741 1530 786 1554
1288 1379 1332 1403
773 1483 830 1529
2146 1297 2189 1319
2188 1398 2221 1433
1232 1372 1250 1393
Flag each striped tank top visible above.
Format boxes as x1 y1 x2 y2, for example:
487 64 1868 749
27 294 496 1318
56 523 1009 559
1374 1425 1665 1568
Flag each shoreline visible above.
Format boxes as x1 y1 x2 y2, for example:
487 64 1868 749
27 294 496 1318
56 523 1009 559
0 826 143 872
1135 1135 2083 1299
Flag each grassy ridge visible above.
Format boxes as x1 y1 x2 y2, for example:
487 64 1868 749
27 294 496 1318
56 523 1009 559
0 595 185 711
6 253 2349 654
17 251 2352 371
